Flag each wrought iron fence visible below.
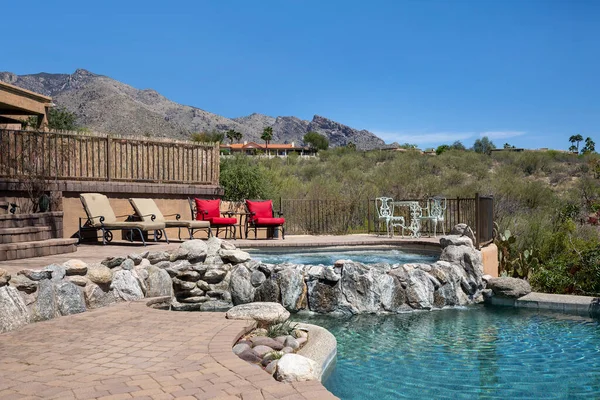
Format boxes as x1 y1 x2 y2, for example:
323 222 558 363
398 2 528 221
281 195 494 247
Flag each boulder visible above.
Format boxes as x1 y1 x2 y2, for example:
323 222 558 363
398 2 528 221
110 270 144 301
120 259 135 271
86 264 113 285
199 300 232 311
307 280 338 313
30 279 59 322
67 276 90 287
275 354 321 382
128 253 144 265
405 268 435 309
0 286 30 333
18 269 51 281
0 268 10 286
62 259 88 275
486 277 531 298
237 349 262 364
284 336 300 350
173 278 196 291
169 247 189 262
179 296 210 303
196 280 211 291
45 264 67 281
252 345 275 357
205 237 223 264
147 251 171 265
254 279 280 303
440 235 475 248
180 239 208 262
226 302 290 324
9 274 37 293
219 249 251 264
221 240 237 250
170 300 203 311
249 336 284 350
164 260 192 277
450 223 476 243
177 270 202 282
229 265 255 305
101 256 125 268
203 268 227 284
84 283 117 309
265 360 278 375
54 281 86 316
250 270 266 287
278 268 307 312
145 266 173 298
232 343 251 355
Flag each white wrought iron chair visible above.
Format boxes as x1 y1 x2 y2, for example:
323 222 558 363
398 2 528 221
376 197 405 237
418 196 447 237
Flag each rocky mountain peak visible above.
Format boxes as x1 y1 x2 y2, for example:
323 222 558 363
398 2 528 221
0 69 386 149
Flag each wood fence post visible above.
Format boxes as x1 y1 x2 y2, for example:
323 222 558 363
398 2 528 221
106 135 112 181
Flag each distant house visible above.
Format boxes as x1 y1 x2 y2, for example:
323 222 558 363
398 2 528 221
220 141 317 157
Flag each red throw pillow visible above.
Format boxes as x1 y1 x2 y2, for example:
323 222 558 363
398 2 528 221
195 198 221 220
246 200 273 222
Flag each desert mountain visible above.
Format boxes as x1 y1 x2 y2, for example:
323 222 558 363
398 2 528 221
0 69 385 149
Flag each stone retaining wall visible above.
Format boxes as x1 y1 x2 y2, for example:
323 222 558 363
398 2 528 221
0 234 486 334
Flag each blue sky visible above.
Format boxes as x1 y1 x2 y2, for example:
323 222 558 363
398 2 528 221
3 0 598 150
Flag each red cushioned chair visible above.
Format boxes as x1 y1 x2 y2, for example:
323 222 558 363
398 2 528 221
191 198 237 239
244 199 285 240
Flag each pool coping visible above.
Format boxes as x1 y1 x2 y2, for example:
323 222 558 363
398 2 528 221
296 323 338 382
488 292 600 318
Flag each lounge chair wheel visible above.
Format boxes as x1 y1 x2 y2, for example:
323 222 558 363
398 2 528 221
104 231 113 242
156 230 163 241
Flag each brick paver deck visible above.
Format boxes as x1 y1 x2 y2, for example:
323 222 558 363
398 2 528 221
0 301 338 400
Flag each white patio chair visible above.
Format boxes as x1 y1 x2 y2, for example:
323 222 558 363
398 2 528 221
418 196 447 237
376 197 405 237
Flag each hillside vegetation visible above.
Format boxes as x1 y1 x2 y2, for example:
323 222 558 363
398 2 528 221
221 149 600 296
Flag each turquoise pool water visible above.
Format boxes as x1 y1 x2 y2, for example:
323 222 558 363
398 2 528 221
248 247 438 265
295 306 600 399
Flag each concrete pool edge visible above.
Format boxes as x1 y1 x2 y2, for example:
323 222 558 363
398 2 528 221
488 291 600 318
296 322 338 382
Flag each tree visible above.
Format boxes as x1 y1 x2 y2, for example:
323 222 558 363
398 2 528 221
226 129 242 144
569 134 584 153
191 131 224 143
569 145 578 153
303 131 329 151
504 143 516 149
450 141 466 151
473 136 496 155
21 106 79 131
220 155 270 202
345 142 357 150
581 137 596 154
399 143 418 150
261 127 273 155
435 144 450 155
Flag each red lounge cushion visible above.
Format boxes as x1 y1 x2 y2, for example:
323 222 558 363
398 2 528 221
209 217 237 225
195 198 221 220
253 217 285 226
246 200 274 221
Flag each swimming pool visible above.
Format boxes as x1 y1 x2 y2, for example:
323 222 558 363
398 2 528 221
247 246 439 265
295 306 600 399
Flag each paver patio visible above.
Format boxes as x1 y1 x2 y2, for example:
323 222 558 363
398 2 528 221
0 300 338 400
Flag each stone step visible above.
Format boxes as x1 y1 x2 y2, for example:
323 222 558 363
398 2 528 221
0 226 53 244
0 212 63 229
0 238 78 262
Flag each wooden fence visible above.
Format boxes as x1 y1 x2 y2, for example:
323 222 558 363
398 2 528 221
281 195 494 246
0 129 220 185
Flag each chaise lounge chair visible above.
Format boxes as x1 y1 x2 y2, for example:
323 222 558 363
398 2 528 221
244 199 285 239
79 193 167 246
129 198 211 240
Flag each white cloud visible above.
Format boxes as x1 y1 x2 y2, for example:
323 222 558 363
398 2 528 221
372 131 475 145
479 131 526 140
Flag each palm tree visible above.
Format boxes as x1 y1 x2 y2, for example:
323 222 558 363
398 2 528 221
261 127 273 156
582 137 596 154
226 129 242 144
569 134 584 153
